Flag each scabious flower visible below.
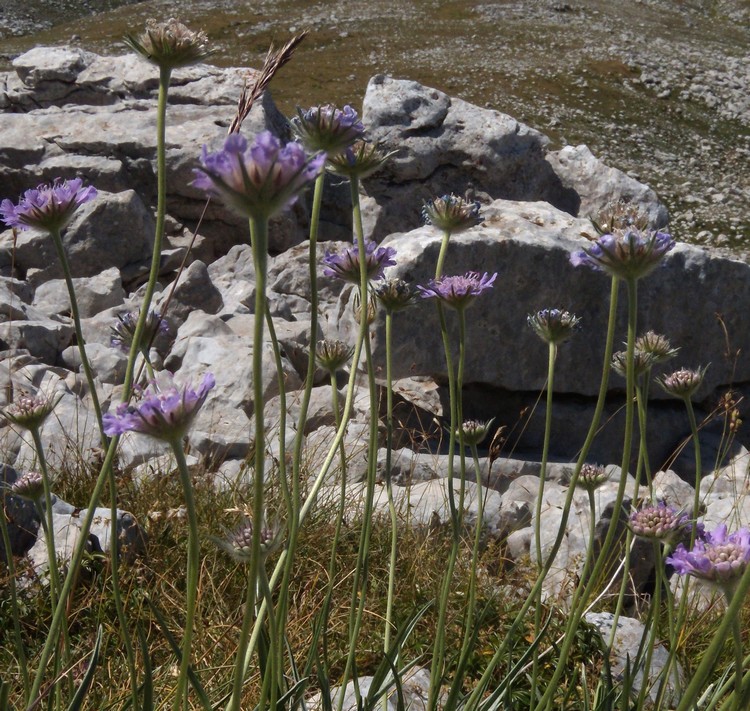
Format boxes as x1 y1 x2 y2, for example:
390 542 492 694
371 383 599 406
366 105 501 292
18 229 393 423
353 292 378 326
634 331 679 364
123 18 212 70
422 194 483 233
458 419 495 447
611 349 656 379
326 140 393 179
667 524 750 591
102 372 215 442
192 131 326 220
591 200 651 235
656 366 708 399
373 277 416 312
629 501 690 543
417 271 497 310
292 104 365 154
1 178 97 233
214 519 280 563
10 471 45 502
2 392 62 431
111 309 169 353
527 308 581 345
322 241 397 283
570 227 675 281
576 463 610 491
316 339 354 373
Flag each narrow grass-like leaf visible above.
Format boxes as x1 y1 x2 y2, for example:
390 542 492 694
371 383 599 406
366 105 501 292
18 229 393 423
145 596 211 710
66 625 103 711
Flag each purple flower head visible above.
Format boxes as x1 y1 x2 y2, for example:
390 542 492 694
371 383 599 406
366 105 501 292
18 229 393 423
3 390 63 432
422 194 483 234
292 104 365 154
629 501 690 543
327 140 394 180
570 228 675 281
667 524 750 592
10 471 45 502
322 240 397 283
417 271 497 310
576 463 610 491
103 372 215 443
192 131 326 220
527 308 581 345
1 178 97 233
111 309 170 353
656 365 708 400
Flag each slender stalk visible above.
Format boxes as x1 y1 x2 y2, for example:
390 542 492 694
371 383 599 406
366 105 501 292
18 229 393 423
635 541 665 709
47 229 105 446
464 278 622 711
685 396 703 545
336 175 379 711
227 216 269 711
533 277 639 711
732 614 745 711
0 496 30 697
273 171 326 682
530 341 557 706
171 442 201 711
674 575 750 711
383 309 399 667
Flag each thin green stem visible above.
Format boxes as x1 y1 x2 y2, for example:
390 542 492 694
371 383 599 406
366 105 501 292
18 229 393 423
48 228 105 447
228 216 269 711
336 175 379 711
534 278 639 711
465 278 622 711
675 578 750 711
383 309 398 661
531 341 557 707
171 442 200 711
0 494 30 697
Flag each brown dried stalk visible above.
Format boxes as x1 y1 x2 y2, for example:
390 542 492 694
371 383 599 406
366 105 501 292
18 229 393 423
228 30 308 135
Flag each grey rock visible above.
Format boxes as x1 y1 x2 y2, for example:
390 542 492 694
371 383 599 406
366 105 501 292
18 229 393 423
153 259 223 324
585 612 684 706
32 267 125 318
0 464 40 561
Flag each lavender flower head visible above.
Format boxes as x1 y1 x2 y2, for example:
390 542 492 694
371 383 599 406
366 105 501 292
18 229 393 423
629 501 690 543
292 104 365 154
322 240 397 283
3 391 62 431
103 372 215 443
527 308 581 345
214 519 280 563
570 227 675 281
1 178 97 233
422 194 483 233
458 418 495 447
667 524 750 591
417 271 497 310
192 131 325 220
10 471 45 502
657 366 708 400
124 18 212 70
326 140 394 180
576 463 610 491
111 309 169 353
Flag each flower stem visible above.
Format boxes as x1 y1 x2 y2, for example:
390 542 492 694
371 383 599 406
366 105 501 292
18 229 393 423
48 227 105 447
465 278 622 709
171 441 201 711
530 341 557 706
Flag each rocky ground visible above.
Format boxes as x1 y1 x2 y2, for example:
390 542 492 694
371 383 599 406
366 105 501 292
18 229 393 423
1 0 748 257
